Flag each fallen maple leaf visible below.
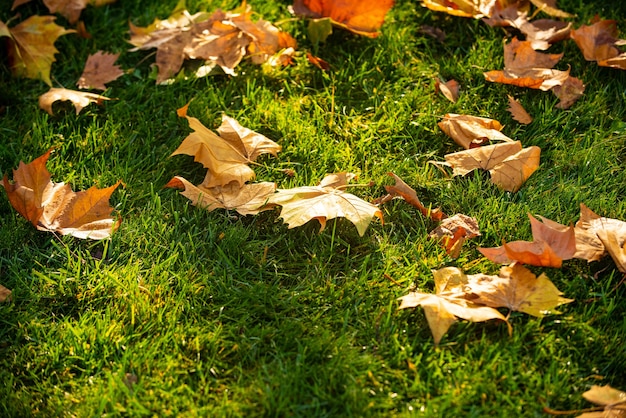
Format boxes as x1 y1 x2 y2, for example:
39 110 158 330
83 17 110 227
267 173 383 236
576 204 626 272
438 113 513 149
435 78 460 103
39 87 111 115
1 149 121 239
429 213 481 258
129 4 296 83
0 15 75 85
376 172 446 221
398 266 508 345
571 20 626 70
172 105 281 188
0 284 11 302
466 263 573 316
165 176 275 216
578 385 626 417
478 213 577 267
484 6 571 50
77 51 124 90
292 0 394 38
507 95 533 124
444 141 541 192
420 0 512 18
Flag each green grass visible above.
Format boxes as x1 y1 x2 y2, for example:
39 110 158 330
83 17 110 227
1 0 626 416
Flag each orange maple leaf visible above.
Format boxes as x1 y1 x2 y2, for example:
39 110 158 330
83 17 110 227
571 20 626 70
292 0 394 37
438 113 513 149
0 15 75 85
1 149 121 239
376 172 446 221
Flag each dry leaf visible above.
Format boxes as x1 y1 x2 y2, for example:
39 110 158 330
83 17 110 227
420 0 515 18
129 4 297 83
571 20 626 70
172 105 281 188
44 0 89 24
376 172 446 221
536 215 605 262
507 95 533 124
429 213 481 258
77 51 124 90
0 284 11 302
0 15 75 85
576 204 626 272
577 385 626 418
478 213 576 267
444 141 540 192
435 78 460 103
292 0 394 38
1 149 121 239
398 267 508 345
484 6 571 50
466 263 573 316
165 177 275 216
438 113 513 149
267 173 383 236
529 0 574 18
306 52 331 71
39 88 111 115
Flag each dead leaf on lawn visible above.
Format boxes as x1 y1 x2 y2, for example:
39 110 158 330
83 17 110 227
1 149 121 239
267 173 383 236
466 262 573 316
376 172 446 221
507 95 533 124
0 284 11 302
444 141 540 192
478 213 576 267
571 20 626 70
39 88 111 115
172 104 280 188
429 213 481 258
438 113 513 149
0 15 75 85
292 0 395 38
398 267 508 345
77 51 124 90
165 176 275 216
435 78 460 103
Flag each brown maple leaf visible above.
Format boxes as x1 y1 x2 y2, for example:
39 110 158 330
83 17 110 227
1 149 121 239
438 113 513 149
39 87 111 115
129 4 296 83
0 15 75 85
507 95 533 124
484 6 571 50
292 0 394 38
571 20 626 70
172 105 280 189
466 263 573 317
444 141 541 192
165 177 275 216
376 172 446 221
398 267 508 345
484 37 584 108
576 204 626 272
267 173 383 236
77 51 124 90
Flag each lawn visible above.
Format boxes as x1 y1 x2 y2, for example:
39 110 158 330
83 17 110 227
1 0 626 416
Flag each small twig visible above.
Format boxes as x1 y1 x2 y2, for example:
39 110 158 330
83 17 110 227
383 273 403 287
